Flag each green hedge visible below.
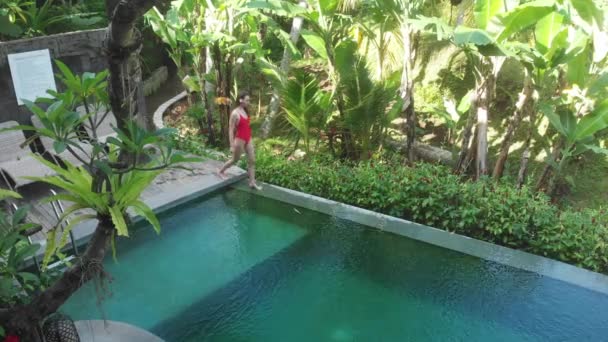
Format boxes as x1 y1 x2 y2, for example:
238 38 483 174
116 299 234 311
255 150 608 274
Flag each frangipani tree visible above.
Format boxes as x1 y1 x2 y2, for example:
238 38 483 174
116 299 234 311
0 0 198 341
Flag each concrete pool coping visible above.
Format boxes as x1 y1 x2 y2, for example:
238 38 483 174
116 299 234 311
234 181 608 296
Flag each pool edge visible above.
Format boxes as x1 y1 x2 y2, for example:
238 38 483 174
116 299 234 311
29 169 248 262
233 181 608 296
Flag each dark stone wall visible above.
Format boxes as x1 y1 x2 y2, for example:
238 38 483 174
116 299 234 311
0 29 107 125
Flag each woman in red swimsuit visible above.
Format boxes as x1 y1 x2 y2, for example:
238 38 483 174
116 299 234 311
218 92 262 190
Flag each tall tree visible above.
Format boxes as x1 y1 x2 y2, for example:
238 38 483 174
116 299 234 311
0 0 175 338
261 0 308 138
398 0 423 162
107 0 156 132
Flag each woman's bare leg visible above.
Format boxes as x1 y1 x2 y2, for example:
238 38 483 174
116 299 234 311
218 140 244 178
245 140 262 190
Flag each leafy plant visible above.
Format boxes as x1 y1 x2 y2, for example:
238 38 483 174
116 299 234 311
17 0 102 38
255 149 608 274
280 70 332 153
0 0 31 38
0 190 53 317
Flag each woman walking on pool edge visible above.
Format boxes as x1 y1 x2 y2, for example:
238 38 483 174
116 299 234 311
218 91 263 190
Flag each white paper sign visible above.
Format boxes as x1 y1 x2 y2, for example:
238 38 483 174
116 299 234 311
7 49 57 105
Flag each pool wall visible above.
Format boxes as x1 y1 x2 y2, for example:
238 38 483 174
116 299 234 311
235 181 608 295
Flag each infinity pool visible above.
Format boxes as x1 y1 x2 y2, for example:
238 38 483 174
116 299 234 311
62 189 608 341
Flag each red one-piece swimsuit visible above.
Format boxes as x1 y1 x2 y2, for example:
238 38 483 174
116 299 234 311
235 112 252 145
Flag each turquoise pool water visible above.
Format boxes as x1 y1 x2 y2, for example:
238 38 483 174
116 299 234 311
63 189 608 341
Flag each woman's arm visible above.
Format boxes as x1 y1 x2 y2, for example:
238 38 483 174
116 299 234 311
228 110 239 147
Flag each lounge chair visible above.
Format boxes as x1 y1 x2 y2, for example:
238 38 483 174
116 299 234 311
30 116 94 168
0 121 55 189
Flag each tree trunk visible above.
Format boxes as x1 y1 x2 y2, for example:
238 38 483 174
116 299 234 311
385 138 453 165
463 127 478 174
204 46 216 127
455 93 478 173
516 99 538 188
1 217 115 338
201 84 216 144
261 0 307 138
107 0 158 131
492 73 534 180
535 138 564 192
400 22 417 162
475 56 503 179
475 83 490 178
1 0 159 336
516 148 530 188
213 43 230 146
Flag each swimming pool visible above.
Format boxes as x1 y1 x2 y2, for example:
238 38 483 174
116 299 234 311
62 188 608 341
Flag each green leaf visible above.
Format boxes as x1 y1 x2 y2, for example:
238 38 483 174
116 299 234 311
318 0 338 14
110 206 129 237
453 27 494 46
535 12 564 54
57 214 96 252
540 103 567 137
474 0 504 29
170 153 203 164
493 0 555 41
18 272 39 283
93 160 113 178
12 206 28 226
584 144 608 156
53 140 67 154
566 44 590 86
301 29 328 60
54 60 79 88
457 90 474 113
0 14 23 37
568 0 603 29
276 29 300 57
15 244 39 263
574 100 608 141
42 229 57 269
246 0 307 17
589 72 608 96
0 189 22 201
130 200 161 234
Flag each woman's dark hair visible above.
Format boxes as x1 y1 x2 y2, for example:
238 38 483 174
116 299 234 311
237 91 249 103
236 91 250 114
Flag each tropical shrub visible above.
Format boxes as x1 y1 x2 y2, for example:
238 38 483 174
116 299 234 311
0 190 56 338
0 0 103 40
255 150 608 274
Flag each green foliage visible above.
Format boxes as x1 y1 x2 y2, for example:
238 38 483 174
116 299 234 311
0 0 103 39
491 0 556 41
335 42 402 158
0 197 52 308
280 70 331 152
4 63 201 269
256 150 608 273
184 104 207 132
